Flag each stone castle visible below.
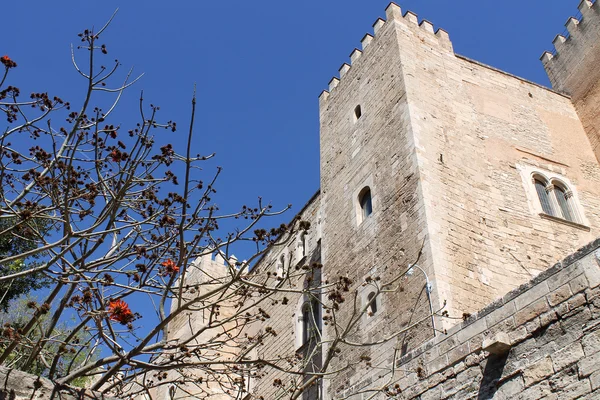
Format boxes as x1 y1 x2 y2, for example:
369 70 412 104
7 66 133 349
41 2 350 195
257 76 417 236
163 1 600 399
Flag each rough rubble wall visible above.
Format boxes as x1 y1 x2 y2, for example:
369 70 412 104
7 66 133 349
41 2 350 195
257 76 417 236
0 367 116 400
542 0 600 163
385 1 600 325
393 240 600 400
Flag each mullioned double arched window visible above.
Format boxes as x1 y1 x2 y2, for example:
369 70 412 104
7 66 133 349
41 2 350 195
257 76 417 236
533 174 580 224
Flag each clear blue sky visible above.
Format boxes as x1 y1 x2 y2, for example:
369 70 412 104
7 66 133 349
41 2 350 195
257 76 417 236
3 1 578 248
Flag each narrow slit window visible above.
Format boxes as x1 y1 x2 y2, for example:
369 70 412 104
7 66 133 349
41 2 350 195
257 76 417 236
276 255 285 278
301 301 321 345
359 187 373 220
367 292 377 315
300 233 307 257
534 179 553 216
354 105 362 121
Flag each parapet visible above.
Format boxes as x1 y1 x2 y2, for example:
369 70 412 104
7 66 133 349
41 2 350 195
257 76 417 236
319 2 453 104
541 0 600 99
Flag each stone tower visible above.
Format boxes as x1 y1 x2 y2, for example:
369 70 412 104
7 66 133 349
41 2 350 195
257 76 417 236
162 2 600 399
542 0 600 163
318 4 600 395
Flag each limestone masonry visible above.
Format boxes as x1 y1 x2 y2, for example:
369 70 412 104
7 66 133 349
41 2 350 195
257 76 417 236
168 1 600 399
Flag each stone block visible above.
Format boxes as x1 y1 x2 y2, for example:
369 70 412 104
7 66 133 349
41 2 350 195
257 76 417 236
447 343 470 365
540 310 559 327
515 281 550 309
456 317 487 344
548 283 573 306
515 298 550 326
570 273 591 294
591 370 600 391
485 302 516 328
519 381 554 400
427 354 448 375
568 292 588 310
547 266 585 292
583 254 600 288
496 375 525 397
552 342 585 371
420 386 442 400
560 379 592 400
523 356 554 387
509 325 528 344
482 332 511 355
579 351 600 377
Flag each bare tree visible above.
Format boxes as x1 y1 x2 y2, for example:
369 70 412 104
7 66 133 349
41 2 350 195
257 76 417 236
0 15 447 400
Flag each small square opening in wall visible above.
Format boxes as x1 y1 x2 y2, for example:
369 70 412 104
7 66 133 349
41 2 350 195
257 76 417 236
354 105 362 122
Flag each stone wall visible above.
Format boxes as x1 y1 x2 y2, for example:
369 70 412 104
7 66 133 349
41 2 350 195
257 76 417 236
0 367 115 400
244 191 323 399
317 2 600 396
376 2 600 325
542 0 600 163
148 255 243 400
392 239 600 400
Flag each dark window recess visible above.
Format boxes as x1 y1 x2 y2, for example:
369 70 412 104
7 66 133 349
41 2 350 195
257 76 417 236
359 188 373 220
354 105 362 120
367 292 377 315
535 179 553 216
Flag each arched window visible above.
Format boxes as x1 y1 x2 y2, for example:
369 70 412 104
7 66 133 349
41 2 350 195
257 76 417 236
532 173 582 224
354 105 362 121
553 183 576 222
358 187 373 222
302 303 311 344
296 299 322 349
534 178 553 216
276 255 285 278
300 232 307 258
367 292 378 316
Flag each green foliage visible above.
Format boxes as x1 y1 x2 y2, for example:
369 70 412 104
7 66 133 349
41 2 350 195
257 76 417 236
0 298 95 387
0 218 50 311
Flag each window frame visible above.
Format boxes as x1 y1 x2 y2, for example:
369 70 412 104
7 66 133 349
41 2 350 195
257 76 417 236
518 164 589 229
357 186 373 224
366 291 378 316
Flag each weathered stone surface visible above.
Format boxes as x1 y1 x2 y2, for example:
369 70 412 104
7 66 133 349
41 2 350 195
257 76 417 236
483 332 511 355
552 343 585 372
514 298 550 326
393 249 600 400
523 356 554 386
0 367 115 400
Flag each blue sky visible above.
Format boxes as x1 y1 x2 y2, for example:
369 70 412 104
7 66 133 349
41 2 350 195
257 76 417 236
3 1 578 251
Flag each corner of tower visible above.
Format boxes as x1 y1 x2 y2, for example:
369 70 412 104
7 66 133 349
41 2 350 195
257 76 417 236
541 0 599 98
541 0 600 162
317 2 454 108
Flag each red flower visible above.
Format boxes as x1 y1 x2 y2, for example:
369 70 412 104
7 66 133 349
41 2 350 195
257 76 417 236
161 259 180 276
110 149 120 162
107 299 134 325
1 55 17 68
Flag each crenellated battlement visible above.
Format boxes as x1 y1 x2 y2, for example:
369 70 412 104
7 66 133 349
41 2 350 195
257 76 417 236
541 0 600 163
319 2 452 102
541 0 600 98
